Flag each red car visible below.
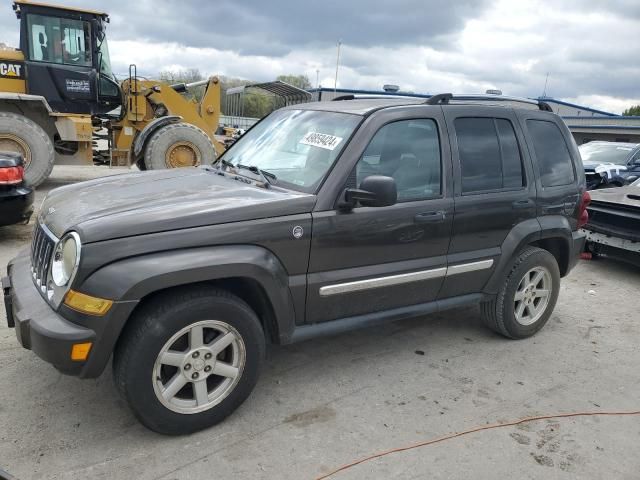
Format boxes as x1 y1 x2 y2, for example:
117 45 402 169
0 152 34 227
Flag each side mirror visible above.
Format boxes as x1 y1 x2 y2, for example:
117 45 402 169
341 175 397 209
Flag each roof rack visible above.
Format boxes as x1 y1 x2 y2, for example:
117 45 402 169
425 93 553 112
332 93 426 102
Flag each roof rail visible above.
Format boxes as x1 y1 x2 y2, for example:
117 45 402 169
425 93 554 112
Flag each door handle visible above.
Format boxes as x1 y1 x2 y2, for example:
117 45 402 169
414 211 445 224
512 199 534 209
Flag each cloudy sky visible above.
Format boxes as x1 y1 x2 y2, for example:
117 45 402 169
2 0 639 113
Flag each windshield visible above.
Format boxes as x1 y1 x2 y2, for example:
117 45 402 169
579 142 636 165
97 33 115 80
219 109 360 193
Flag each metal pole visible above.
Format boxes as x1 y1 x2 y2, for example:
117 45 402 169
316 69 320 89
334 40 341 94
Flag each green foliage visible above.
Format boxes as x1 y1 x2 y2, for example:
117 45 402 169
276 74 311 90
622 105 640 116
158 68 204 101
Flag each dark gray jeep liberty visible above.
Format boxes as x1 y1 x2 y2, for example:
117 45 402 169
3 94 588 434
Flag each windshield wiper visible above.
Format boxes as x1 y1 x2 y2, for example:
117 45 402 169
236 164 277 186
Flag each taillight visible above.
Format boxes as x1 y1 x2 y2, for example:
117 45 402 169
578 190 591 228
0 166 24 185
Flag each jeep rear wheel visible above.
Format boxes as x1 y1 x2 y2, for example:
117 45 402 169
481 247 560 339
113 287 265 435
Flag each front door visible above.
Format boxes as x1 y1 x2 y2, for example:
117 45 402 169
22 12 97 113
306 112 454 323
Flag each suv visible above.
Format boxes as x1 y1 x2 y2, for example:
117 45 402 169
3 94 588 435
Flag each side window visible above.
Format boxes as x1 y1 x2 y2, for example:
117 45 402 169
27 14 92 67
356 119 441 202
526 120 575 187
455 117 524 193
631 150 640 165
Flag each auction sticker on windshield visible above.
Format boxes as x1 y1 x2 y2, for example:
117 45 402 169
300 132 343 150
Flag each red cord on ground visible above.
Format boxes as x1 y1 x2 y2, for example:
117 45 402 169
315 410 640 479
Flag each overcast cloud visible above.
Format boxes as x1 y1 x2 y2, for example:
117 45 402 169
1 0 638 113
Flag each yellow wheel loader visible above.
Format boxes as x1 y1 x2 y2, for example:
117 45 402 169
0 1 224 187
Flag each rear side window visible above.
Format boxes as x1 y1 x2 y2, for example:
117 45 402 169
526 120 575 187
455 118 524 193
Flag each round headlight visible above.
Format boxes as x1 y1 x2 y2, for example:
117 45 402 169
51 232 81 287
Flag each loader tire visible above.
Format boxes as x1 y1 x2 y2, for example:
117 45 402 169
143 123 216 170
0 112 54 187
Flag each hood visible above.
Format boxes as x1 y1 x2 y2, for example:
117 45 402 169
589 185 640 209
39 167 315 242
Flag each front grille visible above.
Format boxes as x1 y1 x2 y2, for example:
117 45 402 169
30 223 58 293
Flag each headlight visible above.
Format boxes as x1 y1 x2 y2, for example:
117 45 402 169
51 232 81 287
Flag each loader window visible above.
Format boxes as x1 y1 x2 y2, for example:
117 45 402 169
27 14 92 67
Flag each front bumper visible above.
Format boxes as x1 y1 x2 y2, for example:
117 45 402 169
0 186 34 227
3 254 95 376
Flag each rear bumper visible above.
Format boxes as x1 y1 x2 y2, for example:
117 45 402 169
566 229 586 274
0 186 34 226
3 254 95 376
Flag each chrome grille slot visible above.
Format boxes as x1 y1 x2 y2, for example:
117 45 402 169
30 223 57 291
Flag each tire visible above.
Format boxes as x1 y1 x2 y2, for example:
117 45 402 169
113 286 265 435
143 122 216 170
0 111 54 187
481 247 560 339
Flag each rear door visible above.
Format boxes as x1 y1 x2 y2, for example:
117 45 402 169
306 106 454 323
440 106 537 298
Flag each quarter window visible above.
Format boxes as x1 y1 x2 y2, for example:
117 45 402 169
356 119 441 202
27 14 92 67
526 120 575 187
455 117 524 193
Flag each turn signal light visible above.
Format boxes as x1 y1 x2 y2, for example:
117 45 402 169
71 342 92 361
64 290 113 316
0 166 23 185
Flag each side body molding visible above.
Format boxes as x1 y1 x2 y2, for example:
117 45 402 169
80 245 298 343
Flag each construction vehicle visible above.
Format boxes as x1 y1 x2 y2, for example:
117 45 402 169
0 1 224 186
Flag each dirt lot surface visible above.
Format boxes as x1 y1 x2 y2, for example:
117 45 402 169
1 166 639 479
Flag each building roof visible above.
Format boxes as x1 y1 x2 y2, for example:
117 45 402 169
535 97 617 117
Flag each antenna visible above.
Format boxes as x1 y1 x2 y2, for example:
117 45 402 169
542 72 549 98
334 40 341 94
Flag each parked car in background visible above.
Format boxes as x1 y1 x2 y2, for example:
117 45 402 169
583 177 640 267
0 152 33 227
579 141 640 189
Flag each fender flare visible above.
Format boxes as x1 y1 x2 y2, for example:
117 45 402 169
132 115 182 157
80 245 297 342
0 92 53 113
483 217 574 294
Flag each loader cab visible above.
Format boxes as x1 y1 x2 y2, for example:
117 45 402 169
14 0 122 115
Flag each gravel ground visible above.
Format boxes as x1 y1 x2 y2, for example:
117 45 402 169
1 166 639 480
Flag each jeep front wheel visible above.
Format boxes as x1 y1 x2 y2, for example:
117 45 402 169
481 246 560 339
113 287 265 435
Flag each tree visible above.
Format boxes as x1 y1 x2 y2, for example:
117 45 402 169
159 68 204 101
276 74 311 90
622 105 640 116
